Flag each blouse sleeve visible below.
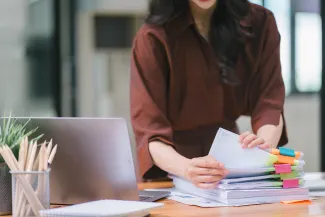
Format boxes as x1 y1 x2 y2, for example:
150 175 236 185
250 12 288 146
130 28 173 178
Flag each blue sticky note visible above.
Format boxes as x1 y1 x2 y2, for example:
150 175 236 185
279 147 295 157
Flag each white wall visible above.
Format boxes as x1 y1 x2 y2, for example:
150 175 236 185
0 0 28 115
0 0 56 117
78 0 148 13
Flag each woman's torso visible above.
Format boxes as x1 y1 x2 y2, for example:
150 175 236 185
145 5 269 158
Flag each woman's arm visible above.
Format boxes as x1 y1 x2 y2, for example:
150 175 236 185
239 115 283 149
149 141 190 178
240 12 288 149
257 115 283 148
149 141 228 189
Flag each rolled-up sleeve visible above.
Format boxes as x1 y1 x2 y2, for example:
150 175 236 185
130 28 173 177
250 12 288 146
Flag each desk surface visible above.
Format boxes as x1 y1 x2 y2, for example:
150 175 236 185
4 182 325 217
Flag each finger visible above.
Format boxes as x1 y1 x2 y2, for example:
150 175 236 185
193 175 223 183
259 143 271 149
189 167 228 177
191 157 225 169
196 182 219 189
247 137 265 148
206 155 226 169
242 134 257 148
239 131 250 143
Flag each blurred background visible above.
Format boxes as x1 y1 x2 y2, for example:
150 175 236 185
0 0 323 172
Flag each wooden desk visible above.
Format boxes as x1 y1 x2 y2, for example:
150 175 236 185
4 182 325 217
150 198 325 217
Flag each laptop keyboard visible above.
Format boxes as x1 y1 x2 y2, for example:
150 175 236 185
139 195 153 201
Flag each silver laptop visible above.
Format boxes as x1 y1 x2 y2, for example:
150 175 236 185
15 117 170 205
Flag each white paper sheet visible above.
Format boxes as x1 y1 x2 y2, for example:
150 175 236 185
168 189 230 207
39 200 163 217
209 128 278 169
144 188 247 207
309 191 325 197
221 171 304 184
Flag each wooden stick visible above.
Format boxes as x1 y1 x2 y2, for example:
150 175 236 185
5 146 22 171
33 141 46 171
25 141 33 170
33 150 40 171
23 137 28 167
16 191 25 217
16 139 26 209
46 139 52 159
39 145 46 190
19 142 38 216
0 147 44 217
48 144 57 165
39 145 45 171
18 140 26 169
14 142 25 216
42 144 47 202
20 204 26 217
26 142 37 172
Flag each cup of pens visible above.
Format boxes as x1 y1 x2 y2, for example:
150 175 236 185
11 169 50 217
0 137 57 217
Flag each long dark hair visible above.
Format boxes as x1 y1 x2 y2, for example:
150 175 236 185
146 0 251 85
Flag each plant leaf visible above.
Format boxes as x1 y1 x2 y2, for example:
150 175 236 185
0 113 43 158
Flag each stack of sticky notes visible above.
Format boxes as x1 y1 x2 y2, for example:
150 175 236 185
172 128 309 206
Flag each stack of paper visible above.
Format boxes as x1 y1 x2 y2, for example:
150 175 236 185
172 128 309 206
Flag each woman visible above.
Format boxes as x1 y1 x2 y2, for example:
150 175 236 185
130 0 288 189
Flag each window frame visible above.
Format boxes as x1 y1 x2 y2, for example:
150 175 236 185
255 0 321 95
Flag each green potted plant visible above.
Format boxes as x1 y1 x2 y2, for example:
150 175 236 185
0 114 42 215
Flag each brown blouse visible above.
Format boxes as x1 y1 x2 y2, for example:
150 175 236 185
130 4 288 179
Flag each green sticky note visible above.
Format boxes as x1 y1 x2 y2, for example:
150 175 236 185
280 171 299 180
265 154 278 166
291 166 298 171
267 167 275 172
272 181 283 187
293 160 300 166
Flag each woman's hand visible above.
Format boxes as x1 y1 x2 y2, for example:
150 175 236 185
239 131 271 149
184 155 228 189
